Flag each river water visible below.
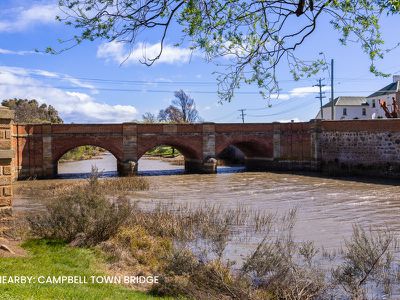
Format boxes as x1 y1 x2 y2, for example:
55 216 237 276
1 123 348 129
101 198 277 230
17 153 400 251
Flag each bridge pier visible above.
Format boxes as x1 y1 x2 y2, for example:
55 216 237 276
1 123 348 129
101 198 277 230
245 157 274 171
185 158 217 174
117 160 138 176
119 123 138 176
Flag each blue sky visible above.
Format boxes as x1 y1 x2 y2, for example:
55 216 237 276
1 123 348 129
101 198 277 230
1 0 400 123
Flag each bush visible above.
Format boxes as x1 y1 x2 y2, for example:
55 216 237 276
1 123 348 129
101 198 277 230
27 173 133 247
110 225 172 270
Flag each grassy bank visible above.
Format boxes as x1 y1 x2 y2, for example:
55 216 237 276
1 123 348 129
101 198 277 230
60 146 106 162
0 239 162 300
145 146 180 158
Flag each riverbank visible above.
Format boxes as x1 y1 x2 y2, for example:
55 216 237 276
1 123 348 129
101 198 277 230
142 154 184 165
143 154 242 167
9 174 400 299
59 146 106 162
0 239 163 299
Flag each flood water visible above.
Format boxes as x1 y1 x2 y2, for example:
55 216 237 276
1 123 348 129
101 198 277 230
17 153 400 251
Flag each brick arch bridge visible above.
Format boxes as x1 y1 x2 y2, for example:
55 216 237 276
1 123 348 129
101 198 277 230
12 122 318 179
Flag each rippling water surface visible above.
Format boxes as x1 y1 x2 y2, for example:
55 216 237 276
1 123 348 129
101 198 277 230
17 153 400 251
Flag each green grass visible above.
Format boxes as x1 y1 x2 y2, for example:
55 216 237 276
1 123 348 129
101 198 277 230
145 146 180 157
0 240 162 300
60 146 105 162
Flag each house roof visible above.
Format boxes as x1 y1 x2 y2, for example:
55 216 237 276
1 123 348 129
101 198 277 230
322 96 368 108
367 81 400 98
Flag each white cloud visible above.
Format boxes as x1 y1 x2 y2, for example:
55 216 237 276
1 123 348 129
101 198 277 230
270 93 290 100
0 3 57 32
269 86 330 101
0 66 138 123
0 48 37 55
289 86 330 98
97 41 193 65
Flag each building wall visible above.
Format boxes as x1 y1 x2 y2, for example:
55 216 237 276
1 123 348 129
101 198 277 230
317 106 371 120
367 92 397 119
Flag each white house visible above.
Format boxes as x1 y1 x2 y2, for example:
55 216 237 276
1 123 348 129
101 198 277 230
316 96 370 120
366 75 400 119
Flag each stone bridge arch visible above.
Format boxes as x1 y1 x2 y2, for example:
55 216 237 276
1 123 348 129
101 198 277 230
137 132 207 173
137 140 202 161
53 139 123 163
52 139 124 177
216 138 273 158
216 137 274 171
12 121 319 179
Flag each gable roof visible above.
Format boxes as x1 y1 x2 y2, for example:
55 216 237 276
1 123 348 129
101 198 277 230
367 81 400 98
322 96 368 108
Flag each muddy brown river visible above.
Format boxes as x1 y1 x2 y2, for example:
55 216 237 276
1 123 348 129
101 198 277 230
14 153 400 251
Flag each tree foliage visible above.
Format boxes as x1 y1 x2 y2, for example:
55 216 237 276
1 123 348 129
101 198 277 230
157 90 200 123
142 112 157 123
2 99 63 123
57 0 400 101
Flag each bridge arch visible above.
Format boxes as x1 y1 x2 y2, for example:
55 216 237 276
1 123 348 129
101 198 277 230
53 140 123 164
216 138 273 171
216 138 273 158
137 139 204 174
52 138 124 177
137 143 201 161
56 145 119 177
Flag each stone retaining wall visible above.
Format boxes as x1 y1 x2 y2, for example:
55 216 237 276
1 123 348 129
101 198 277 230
0 107 14 237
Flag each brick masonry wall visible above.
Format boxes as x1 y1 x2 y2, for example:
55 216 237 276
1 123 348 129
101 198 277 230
12 120 400 179
12 122 321 177
13 124 124 179
0 107 14 237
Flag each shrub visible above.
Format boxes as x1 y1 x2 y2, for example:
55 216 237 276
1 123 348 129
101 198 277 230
27 173 133 246
111 225 172 270
332 225 397 299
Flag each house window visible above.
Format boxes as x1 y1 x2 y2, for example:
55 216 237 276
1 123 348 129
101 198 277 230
372 99 376 108
362 108 366 116
343 108 347 116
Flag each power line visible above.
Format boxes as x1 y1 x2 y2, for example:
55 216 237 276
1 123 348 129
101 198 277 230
208 110 238 122
0 83 263 95
247 100 316 118
22 72 396 83
0 82 387 95
14 72 318 85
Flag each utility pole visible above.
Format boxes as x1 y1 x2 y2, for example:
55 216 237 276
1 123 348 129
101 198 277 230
331 59 335 120
314 78 326 119
238 109 246 123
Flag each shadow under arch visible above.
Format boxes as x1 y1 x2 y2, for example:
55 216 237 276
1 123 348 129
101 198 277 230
137 143 202 176
216 139 273 171
55 144 120 178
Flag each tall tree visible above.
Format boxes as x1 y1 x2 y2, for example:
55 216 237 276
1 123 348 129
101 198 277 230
158 90 200 123
2 99 63 123
142 112 157 123
56 1 400 102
